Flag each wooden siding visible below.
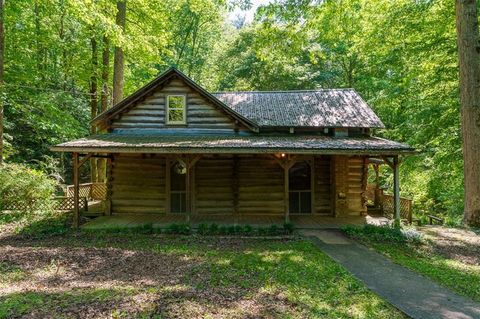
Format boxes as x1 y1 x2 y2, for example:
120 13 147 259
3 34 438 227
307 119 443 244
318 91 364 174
238 156 284 215
333 155 367 216
111 154 166 214
106 153 366 218
314 156 332 215
195 156 234 214
111 78 237 131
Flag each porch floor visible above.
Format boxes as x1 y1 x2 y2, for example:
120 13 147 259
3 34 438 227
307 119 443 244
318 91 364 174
82 214 389 230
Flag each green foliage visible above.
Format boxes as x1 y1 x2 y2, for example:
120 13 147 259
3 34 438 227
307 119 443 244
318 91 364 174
208 223 219 234
343 224 422 244
215 0 464 222
0 163 57 212
3 0 465 222
283 222 294 234
197 223 209 235
243 224 253 235
166 223 191 235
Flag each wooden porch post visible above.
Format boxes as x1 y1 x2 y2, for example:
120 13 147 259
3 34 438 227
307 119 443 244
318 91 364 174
284 165 290 224
73 152 80 228
373 163 381 208
186 162 191 223
393 156 401 223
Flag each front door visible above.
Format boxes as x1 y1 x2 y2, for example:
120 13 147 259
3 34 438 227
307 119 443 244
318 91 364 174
289 161 312 214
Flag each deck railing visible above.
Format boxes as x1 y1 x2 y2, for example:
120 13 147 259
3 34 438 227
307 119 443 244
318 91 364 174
66 183 107 201
366 184 413 224
1 196 88 212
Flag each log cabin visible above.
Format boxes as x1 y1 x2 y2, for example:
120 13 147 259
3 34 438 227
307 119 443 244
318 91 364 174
52 67 415 228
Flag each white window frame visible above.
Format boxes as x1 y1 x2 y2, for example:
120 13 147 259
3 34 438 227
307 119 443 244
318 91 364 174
166 94 187 125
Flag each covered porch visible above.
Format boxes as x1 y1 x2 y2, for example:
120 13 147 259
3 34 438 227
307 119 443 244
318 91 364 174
52 134 414 229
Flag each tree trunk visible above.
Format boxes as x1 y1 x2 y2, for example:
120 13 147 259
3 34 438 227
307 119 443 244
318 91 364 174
456 0 480 227
101 36 110 112
112 0 126 105
0 0 4 165
90 36 98 182
97 36 110 183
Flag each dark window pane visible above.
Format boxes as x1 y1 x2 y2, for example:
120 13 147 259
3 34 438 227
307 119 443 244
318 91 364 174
171 162 186 191
289 162 311 191
289 191 300 213
171 192 186 213
300 192 312 214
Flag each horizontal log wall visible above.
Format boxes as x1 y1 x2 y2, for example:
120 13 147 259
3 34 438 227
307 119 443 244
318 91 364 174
346 156 367 215
238 156 284 215
195 156 234 214
111 78 237 130
111 154 166 214
106 153 366 217
333 155 367 217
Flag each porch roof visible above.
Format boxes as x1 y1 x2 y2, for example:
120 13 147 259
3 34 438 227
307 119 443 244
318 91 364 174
51 133 415 155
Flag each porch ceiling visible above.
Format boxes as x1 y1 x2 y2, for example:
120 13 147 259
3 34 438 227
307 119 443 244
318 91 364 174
51 133 415 155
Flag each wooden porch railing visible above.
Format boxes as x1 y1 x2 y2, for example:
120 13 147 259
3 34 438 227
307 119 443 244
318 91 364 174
1 196 88 212
366 184 413 224
66 182 107 200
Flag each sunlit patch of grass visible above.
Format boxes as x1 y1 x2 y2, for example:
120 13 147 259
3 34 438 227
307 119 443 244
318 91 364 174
343 225 480 303
0 262 27 284
0 288 132 319
370 242 480 302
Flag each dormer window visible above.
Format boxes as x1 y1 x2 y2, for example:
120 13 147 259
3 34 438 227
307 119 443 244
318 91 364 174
166 95 186 124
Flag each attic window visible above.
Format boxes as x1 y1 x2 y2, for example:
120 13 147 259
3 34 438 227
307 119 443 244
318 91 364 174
166 95 186 124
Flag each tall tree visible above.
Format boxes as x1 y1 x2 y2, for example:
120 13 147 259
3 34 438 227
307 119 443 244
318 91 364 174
90 35 98 182
97 36 110 183
112 0 126 105
455 0 480 226
0 0 4 165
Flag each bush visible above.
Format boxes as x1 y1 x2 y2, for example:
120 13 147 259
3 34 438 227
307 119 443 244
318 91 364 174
343 224 422 244
243 224 253 235
166 223 190 235
197 223 209 235
218 225 228 235
268 224 278 235
208 223 219 235
0 163 57 213
283 222 294 234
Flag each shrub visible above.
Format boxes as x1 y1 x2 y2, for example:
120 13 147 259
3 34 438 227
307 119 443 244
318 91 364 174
283 222 294 234
218 225 228 235
257 227 268 236
197 223 209 235
234 225 243 233
0 163 57 213
166 223 191 235
343 224 422 244
227 225 236 235
268 224 278 235
243 224 253 235
208 223 219 235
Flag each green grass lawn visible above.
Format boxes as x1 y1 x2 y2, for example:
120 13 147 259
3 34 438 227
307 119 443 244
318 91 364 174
0 230 406 318
344 225 480 303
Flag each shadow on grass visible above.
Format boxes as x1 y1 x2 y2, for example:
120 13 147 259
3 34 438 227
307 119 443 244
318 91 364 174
0 234 404 318
0 288 133 318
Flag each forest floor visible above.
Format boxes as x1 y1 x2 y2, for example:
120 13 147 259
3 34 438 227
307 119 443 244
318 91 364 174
344 225 480 303
0 219 405 319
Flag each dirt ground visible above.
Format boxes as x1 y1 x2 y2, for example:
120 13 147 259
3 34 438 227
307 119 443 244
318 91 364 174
0 235 304 319
417 226 480 265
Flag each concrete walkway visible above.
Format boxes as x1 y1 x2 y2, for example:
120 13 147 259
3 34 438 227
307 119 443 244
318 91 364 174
302 229 480 319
